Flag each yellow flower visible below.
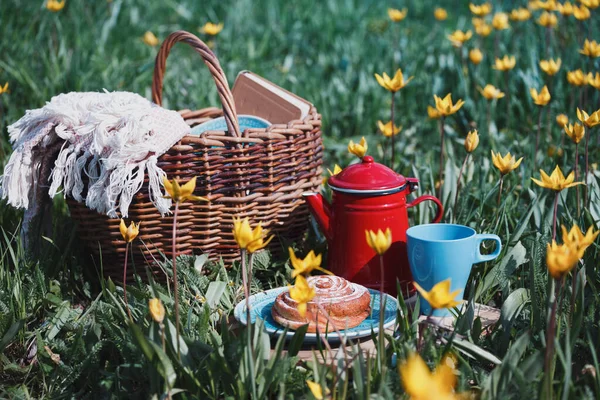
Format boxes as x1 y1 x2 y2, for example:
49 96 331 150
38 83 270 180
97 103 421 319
399 352 458 400
0 82 9 95
539 58 561 76
434 8 448 20
567 69 592 86
561 224 599 257
577 108 600 128
377 120 402 137
232 217 273 253
365 228 392 256
493 55 516 71
447 30 473 47
469 48 483 64
564 123 585 144
573 4 591 19
472 17 485 27
537 11 558 27
478 84 505 100
492 12 510 30
289 275 316 318
148 298 165 323
163 176 207 203
288 248 329 278
475 23 493 37
120 219 140 243
199 22 223 36
491 151 523 175
306 380 326 400
580 39 600 58
547 145 564 158
348 137 368 158
557 1 574 15
142 31 159 47
556 114 569 128
414 279 463 310
530 85 551 106
427 105 442 119
531 165 584 191
433 93 465 117
546 241 579 279
46 0 65 12
327 164 342 176
510 7 532 21
374 69 414 92
465 130 480 153
529 0 542 10
388 8 408 22
536 0 558 10
580 0 599 8
590 72 600 90
469 3 492 16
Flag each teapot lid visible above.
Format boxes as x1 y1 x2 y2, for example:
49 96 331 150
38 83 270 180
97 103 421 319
328 156 407 193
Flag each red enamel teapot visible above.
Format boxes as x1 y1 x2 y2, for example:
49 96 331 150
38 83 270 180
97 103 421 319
304 156 443 297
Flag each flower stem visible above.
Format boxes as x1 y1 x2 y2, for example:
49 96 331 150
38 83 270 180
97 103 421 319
544 278 561 399
552 191 559 241
438 117 446 200
241 249 258 399
497 175 504 207
378 255 387 377
454 154 469 214
172 201 181 360
584 128 589 208
123 244 132 321
160 323 172 400
575 143 580 216
535 107 542 170
505 71 510 130
391 92 396 169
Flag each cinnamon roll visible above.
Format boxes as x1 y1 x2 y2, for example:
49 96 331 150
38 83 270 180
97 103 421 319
271 276 371 333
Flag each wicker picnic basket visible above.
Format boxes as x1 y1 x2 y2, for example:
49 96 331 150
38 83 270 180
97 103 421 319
67 31 323 282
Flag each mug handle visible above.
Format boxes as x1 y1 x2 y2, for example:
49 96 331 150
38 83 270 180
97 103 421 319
407 195 443 223
474 234 502 263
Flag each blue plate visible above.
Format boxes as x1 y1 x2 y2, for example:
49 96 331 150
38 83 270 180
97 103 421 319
191 114 271 135
234 287 398 343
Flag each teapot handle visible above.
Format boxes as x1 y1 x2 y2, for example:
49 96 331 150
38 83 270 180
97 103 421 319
407 195 443 223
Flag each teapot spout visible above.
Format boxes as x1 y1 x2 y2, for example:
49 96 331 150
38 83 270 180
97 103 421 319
303 192 332 241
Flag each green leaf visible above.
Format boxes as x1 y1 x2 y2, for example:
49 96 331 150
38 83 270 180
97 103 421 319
287 324 308 357
0 320 24 353
205 281 227 309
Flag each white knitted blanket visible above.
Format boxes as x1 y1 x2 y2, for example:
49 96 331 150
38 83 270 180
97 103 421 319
0 91 190 219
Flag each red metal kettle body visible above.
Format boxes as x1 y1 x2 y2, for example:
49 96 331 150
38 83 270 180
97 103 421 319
304 156 443 296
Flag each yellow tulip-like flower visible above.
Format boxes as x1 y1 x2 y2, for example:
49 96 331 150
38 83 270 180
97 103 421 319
414 279 463 310
564 123 585 144
510 7 532 21
288 247 329 278
557 1 574 15
374 69 413 92
388 8 408 22
199 22 224 36
536 0 558 10
590 73 600 90
546 241 579 279
46 0 65 12
427 105 442 119
365 228 392 256
433 93 465 117
469 48 483 64
434 8 448 20
348 137 368 158
577 108 600 128
163 176 207 203
447 30 473 47
492 12 510 30
289 275 316 318
377 120 402 137
142 31 159 47
472 17 485 27
556 114 569 128
537 11 558 27
465 130 480 153
491 151 523 175
539 58 561 76
0 82 9 95
400 353 458 400
580 0 599 8
531 165 584 191
493 55 516 71
529 0 542 10
327 164 342 176
580 39 600 58
561 224 599 257
120 219 140 243
148 298 165 323
567 69 592 86
475 23 493 37
478 84 505 100
530 85 551 106
469 2 492 16
573 4 591 19
232 217 273 253
306 381 325 400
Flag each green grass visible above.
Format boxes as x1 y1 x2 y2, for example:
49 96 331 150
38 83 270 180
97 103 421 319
1 0 600 398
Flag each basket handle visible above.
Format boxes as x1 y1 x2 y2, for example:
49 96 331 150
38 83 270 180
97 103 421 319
152 30 242 138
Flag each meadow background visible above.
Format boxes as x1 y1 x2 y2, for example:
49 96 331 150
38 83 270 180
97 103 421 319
0 0 600 398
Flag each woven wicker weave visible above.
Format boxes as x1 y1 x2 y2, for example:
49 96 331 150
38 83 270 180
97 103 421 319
68 31 323 281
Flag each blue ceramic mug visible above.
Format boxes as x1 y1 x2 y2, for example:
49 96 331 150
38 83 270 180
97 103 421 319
406 224 502 317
